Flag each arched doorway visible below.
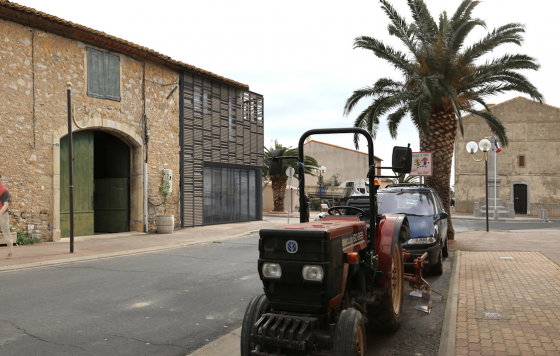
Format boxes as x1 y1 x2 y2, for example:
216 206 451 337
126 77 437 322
60 130 132 237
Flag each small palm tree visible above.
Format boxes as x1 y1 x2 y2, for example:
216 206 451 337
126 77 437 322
263 141 319 212
344 0 543 239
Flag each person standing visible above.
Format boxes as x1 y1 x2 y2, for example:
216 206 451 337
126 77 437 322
0 174 13 259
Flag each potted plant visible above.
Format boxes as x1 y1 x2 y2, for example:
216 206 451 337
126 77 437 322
155 170 174 234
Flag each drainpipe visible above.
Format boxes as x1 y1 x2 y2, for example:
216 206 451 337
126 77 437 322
144 161 148 233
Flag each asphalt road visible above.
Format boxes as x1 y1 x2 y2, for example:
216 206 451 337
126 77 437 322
451 217 560 232
0 236 264 356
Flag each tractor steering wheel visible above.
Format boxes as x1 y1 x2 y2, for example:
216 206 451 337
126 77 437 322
327 206 366 218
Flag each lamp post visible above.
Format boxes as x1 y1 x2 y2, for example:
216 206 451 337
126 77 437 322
317 166 326 206
466 138 492 232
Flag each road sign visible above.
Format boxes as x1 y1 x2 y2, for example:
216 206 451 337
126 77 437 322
410 152 432 176
286 167 295 178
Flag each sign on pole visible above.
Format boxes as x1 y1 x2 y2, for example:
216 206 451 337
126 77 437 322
410 152 432 176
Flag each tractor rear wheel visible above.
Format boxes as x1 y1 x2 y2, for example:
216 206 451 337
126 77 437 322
368 241 404 332
334 308 365 356
240 294 269 356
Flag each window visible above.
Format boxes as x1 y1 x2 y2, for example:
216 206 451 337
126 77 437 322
518 155 525 167
87 48 120 101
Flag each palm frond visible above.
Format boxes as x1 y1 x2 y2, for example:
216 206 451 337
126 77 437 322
353 36 414 75
380 0 420 58
466 109 509 146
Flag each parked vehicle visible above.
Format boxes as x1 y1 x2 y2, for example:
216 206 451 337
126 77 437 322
241 127 415 356
377 183 448 275
305 179 369 203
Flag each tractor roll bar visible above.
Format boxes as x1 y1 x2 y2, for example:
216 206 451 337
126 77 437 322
297 128 376 231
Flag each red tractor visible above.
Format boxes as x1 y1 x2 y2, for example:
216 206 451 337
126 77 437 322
241 128 413 355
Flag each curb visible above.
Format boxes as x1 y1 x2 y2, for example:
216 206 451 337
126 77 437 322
438 250 461 356
187 327 241 356
0 230 260 273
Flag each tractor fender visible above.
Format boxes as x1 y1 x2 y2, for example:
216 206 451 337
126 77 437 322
375 214 410 287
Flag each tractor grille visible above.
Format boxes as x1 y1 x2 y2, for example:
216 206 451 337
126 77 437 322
250 313 319 354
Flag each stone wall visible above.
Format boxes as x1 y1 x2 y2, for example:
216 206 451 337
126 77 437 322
454 97 560 216
0 19 181 239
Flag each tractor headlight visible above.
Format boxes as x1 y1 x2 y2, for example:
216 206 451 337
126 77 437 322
408 237 437 244
262 263 282 278
302 265 324 281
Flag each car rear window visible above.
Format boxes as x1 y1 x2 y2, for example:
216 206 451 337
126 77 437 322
377 191 435 216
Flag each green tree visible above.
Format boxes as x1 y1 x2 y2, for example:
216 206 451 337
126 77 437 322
344 0 543 239
263 140 319 212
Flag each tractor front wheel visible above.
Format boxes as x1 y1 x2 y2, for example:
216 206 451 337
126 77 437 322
368 241 404 332
240 294 269 356
334 308 366 356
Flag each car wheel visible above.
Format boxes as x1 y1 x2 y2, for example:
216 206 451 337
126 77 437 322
431 247 443 276
240 294 269 356
442 238 449 258
334 308 366 356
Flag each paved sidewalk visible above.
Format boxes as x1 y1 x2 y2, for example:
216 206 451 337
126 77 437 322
455 251 560 356
0 218 296 272
451 212 552 223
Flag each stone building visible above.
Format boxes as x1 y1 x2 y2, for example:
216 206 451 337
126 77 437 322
0 1 263 240
302 139 383 188
454 97 560 216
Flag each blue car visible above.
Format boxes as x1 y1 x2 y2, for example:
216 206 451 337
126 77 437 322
377 184 449 275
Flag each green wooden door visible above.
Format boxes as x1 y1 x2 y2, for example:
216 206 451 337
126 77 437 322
60 130 94 237
94 178 130 232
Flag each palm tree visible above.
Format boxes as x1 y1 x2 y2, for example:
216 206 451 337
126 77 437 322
390 173 419 184
344 0 543 239
263 141 319 212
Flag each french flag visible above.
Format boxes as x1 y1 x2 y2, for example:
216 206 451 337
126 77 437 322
495 138 501 153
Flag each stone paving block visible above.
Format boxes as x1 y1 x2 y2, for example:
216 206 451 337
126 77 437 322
456 251 560 356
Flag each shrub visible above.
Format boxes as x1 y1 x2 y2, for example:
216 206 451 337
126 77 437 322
16 230 41 245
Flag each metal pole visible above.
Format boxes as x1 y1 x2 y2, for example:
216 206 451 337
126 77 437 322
485 156 489 232
287 178 291 224
66 82 74 253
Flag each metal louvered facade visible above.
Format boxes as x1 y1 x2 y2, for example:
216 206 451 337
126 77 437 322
180 70 264 227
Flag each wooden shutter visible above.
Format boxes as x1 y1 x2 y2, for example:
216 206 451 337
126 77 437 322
87 48 103 98
105 53 120 101
519 155 525 167
87 48 120 101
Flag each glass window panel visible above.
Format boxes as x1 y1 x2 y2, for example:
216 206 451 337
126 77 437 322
212 167 222 223
203 167 212 224
233 169 240 221
240 170 248 221
222 168 231 222
249 170 256 220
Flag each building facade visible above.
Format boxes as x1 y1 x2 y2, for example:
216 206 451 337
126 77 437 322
302 140 383 187
0 1 263 240
454 97 560 216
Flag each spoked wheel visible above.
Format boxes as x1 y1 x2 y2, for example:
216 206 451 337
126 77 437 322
240 294 269 356
367 241 404 332
334 308 365 356
390 244 403 315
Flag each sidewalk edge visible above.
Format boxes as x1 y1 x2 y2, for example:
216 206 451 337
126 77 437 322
0 230 260 273
438 250 461 356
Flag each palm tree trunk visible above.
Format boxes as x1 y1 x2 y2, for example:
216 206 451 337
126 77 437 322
271 176 288 212
420 111 456 240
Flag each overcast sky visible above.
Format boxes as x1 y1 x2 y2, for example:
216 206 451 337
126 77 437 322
14 0 559 183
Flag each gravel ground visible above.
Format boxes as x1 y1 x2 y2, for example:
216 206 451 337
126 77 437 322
364 251 455 356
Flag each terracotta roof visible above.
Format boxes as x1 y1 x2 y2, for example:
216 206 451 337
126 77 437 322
0 0 249 90
304 140 383 161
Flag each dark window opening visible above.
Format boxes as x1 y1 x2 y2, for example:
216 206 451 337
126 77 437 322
518 155 525 167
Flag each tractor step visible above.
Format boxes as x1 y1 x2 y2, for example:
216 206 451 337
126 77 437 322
251 313 319 354
356 287 386 306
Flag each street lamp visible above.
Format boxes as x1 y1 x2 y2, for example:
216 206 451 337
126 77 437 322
317 166 326 205
466 138 492 232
